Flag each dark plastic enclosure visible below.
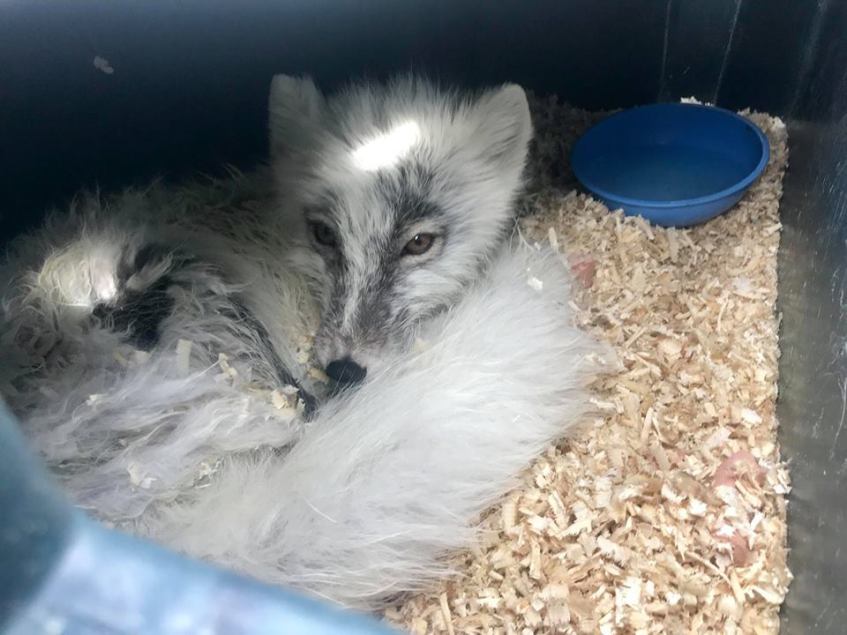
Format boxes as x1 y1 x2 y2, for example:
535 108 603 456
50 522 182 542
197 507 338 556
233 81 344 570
1 1 846 633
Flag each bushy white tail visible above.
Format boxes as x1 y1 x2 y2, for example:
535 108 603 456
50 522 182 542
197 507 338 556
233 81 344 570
139 242 607 609
1 183 608 611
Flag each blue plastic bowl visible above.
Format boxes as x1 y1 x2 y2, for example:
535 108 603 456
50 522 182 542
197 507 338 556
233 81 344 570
570 103 770 227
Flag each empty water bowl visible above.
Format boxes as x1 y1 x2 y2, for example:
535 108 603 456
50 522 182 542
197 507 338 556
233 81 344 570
570 103 770 227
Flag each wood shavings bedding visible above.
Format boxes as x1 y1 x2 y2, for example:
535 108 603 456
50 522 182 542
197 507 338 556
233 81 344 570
388 98 791 634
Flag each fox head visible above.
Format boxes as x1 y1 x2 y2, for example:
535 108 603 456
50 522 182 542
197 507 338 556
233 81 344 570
268 74 532 384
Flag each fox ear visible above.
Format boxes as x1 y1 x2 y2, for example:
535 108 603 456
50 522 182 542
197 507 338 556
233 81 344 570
268 74 326 163
464 84 533 184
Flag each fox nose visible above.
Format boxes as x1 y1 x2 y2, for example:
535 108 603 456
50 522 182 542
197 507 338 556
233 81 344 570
325 357 367 386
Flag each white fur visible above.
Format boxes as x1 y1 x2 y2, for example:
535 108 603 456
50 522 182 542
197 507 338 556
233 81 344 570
267 75 535 371
0 75 609 611
138 242 603 608
0 189 308 520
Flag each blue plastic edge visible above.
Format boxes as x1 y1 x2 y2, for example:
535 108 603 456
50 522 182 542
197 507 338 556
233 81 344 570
0 403 400 635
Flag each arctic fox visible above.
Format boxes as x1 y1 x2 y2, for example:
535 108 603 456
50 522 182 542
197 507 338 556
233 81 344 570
0 75 606 609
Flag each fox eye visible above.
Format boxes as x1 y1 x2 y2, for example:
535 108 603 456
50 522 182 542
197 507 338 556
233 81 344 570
402 233 436 257
310 221 338 249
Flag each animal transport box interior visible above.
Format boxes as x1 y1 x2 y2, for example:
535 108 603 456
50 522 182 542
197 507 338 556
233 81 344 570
0 2 845 634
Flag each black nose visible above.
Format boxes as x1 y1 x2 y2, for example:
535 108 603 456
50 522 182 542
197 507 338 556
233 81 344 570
325 357 367 386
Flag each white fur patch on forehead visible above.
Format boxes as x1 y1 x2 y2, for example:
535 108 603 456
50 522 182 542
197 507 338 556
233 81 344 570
268 74 533 249
319 77 531 196
350 121 421 172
